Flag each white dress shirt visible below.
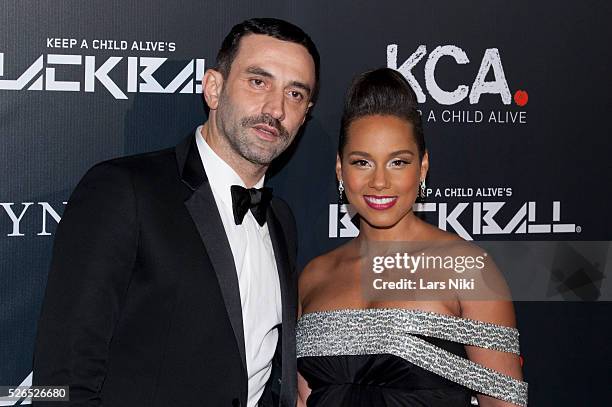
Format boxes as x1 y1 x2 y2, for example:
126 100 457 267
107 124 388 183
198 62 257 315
195 126 282 407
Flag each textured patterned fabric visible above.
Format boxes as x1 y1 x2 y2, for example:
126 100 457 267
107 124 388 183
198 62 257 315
297 308 527 406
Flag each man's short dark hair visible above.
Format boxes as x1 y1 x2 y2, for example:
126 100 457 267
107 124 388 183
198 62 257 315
216 18 320 102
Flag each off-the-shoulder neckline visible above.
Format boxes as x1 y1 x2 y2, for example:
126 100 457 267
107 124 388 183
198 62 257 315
299 307 517 331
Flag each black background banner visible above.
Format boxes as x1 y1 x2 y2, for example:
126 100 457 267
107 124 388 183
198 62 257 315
1 1 611 405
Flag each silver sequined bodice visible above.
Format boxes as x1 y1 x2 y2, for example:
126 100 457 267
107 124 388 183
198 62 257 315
297 308 528 406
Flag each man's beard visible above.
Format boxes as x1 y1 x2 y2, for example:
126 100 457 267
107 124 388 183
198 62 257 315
217 91 292 165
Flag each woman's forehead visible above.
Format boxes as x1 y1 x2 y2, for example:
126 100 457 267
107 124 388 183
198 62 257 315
346 115 417 151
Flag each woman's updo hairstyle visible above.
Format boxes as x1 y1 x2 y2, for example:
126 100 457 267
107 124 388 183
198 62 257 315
338 68 425 160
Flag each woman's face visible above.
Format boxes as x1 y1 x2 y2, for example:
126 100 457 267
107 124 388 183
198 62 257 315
337 114 428 229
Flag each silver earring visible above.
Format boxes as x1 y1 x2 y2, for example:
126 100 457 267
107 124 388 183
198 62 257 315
338 180 345 204
419 179 426 198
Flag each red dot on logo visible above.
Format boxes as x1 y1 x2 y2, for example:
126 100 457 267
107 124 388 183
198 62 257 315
514 90 528 106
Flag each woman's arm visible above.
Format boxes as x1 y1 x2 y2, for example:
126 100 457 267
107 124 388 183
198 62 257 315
453 244 524 406
461 299 524 407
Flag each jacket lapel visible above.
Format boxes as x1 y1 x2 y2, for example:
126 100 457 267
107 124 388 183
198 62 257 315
177 136 247 375
266 203 297 407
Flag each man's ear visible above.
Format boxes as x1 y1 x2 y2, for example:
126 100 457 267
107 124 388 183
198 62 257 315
300 103 314 125
202 69 224 110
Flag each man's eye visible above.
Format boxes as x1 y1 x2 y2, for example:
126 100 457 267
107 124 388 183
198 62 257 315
288 90 304 101
250 79 265 87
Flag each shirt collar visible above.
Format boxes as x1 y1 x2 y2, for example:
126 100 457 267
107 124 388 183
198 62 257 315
194 125 265 208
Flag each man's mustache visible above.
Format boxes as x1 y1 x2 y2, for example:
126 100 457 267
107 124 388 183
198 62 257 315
241 114 289 139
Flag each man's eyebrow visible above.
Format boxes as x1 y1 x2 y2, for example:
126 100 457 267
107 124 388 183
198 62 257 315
245 66 273 78
245 66 312 96
289 81 312 96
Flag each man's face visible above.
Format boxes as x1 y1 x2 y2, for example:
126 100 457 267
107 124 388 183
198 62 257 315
214 34 316 165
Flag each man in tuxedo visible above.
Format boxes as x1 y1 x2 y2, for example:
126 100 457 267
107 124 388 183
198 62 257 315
33 18 319 407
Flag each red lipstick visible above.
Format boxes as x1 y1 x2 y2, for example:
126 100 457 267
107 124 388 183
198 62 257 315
363 195 398 210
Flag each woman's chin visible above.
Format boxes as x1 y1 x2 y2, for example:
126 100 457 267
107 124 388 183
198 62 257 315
360 215 402 230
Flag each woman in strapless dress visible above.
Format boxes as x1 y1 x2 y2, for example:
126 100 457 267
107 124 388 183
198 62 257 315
297 68 527 406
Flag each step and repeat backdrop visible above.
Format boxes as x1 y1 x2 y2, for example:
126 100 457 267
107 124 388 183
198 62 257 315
1 1 611 405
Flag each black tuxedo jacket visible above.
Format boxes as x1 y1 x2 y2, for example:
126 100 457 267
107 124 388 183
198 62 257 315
33 135 298 407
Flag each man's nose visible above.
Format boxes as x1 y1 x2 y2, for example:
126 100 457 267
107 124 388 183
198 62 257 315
261 90 286 121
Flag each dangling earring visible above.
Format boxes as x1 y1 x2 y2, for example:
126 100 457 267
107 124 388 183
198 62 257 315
419 179 426 198
338 179 345 204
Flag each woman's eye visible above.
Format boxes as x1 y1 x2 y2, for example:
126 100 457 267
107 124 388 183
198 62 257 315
350 159 370 167
390 159 409 167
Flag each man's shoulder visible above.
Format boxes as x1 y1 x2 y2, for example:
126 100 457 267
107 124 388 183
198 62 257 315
95 146 177 172
70 146 182 201
82 146 179 182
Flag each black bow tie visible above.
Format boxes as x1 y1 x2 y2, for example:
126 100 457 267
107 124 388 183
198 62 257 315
230 185 272 226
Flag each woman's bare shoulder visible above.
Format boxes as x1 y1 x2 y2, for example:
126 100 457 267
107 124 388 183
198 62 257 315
300 243 349 282
299 241 356 299
419 220 463 242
